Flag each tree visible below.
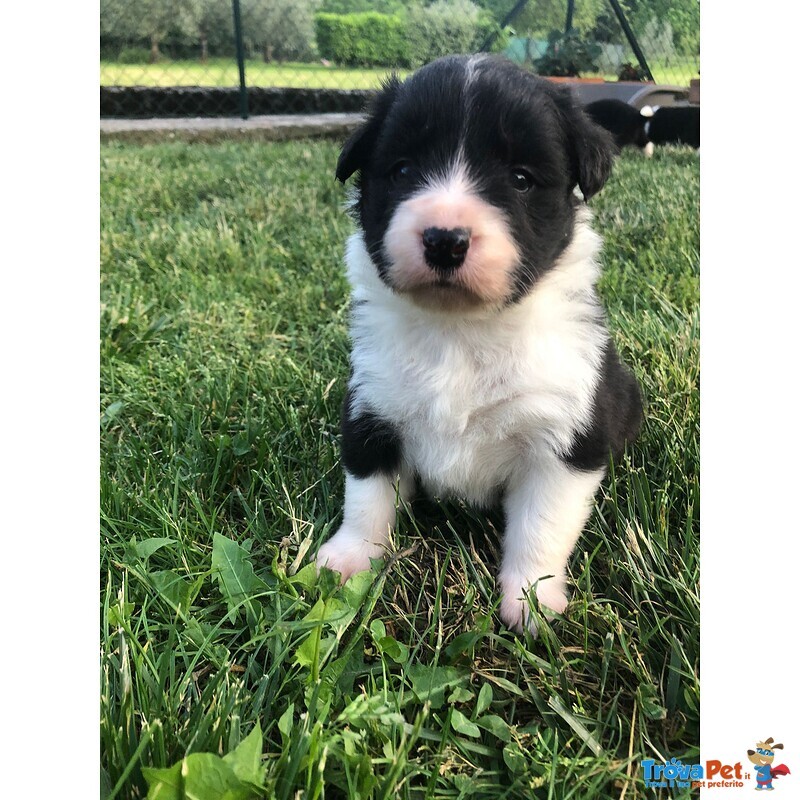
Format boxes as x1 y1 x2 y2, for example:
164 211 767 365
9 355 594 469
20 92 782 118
475 0 606 38
100 0 194 62
242 0 322 63
184 0 234 62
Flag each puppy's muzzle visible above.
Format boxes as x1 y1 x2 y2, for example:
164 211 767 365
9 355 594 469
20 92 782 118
422 227 471 272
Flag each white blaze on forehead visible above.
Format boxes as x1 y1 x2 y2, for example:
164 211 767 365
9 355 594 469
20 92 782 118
383 159 520 305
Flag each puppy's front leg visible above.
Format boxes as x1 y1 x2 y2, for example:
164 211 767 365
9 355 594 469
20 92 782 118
317 391 410 582
498 455 604 633
317 472 400 581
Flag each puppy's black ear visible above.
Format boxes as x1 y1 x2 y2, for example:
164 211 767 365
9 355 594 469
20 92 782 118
571 111 616 201
336 76 401 183
552 87 616 201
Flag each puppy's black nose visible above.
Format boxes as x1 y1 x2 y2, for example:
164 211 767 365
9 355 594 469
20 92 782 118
422 227 471 271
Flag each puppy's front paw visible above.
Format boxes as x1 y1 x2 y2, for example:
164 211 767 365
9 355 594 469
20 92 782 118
535 579 568 617
498 575 569 635
316 528 385 583
499 593 536 635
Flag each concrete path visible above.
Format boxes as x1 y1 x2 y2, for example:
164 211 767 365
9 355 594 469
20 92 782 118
100 113 364 144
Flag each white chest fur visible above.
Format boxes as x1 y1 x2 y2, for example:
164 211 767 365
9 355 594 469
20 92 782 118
344 212 609 506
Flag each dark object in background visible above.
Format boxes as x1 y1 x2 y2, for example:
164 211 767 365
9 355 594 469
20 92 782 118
585 98 650 150
617 62 647 81
585 99 700 153
648 106 700 149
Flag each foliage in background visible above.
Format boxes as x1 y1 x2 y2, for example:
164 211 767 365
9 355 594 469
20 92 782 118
406 0 505 67
242 0 322 63
534 28 601 77
639 16 677 66
315 11 410 67
627 0 699 56
316 3 504 68
100 0 699 81
501 0 607 39
184 0 236 62
100 139 699 799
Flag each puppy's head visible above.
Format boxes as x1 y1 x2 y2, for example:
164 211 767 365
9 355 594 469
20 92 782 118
337 55 615 310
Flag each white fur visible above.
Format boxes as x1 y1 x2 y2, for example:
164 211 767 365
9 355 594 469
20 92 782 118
316 471 413 580
319 208 610 633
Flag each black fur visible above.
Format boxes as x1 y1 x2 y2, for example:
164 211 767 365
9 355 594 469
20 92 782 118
337 55 616 303
564 342 643 471
584 99 700 152
648 106 700 148
340 388 402 478
584 99 649 150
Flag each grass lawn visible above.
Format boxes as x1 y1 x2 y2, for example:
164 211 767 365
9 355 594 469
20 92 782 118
100 58 410 89
100 139 699 799
100 58 696 90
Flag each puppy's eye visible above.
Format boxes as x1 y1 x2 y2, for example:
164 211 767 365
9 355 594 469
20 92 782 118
390 160 414 183
510 168 534 192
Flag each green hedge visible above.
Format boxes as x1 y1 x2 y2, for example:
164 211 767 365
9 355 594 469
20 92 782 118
315 12 409 67
316 5 505 68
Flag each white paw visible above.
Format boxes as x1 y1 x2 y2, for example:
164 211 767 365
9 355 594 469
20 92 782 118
498 575 568 634
499 593 536 634
316 528 386 583
536 579 569 616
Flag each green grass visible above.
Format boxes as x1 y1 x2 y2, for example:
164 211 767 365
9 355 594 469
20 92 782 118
100 57 695 90
100 58 409 89
100 140 699 799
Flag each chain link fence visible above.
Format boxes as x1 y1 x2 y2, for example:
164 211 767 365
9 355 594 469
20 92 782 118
100 0 699 118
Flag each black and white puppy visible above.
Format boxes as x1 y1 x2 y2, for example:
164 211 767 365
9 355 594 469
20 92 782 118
585 99 700 154
316 55 642 633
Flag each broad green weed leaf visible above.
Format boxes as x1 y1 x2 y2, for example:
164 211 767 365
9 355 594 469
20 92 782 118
476 714 512 742
447 686 474 704
181 753 250 800
476 682 493 716
222 722 265 785
294 632 337 669
406 664 466 708
450 708 480 738
101 400 125 426
290 562 318 590
377 635 409 663
108 601 134 628
143 762 182 799
322 649 367 696
502 741 527 774
211 534 267 624
443 630 484 660
134 537 177 561
341 569 375 608
150 570 194 616
184 618 230 666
